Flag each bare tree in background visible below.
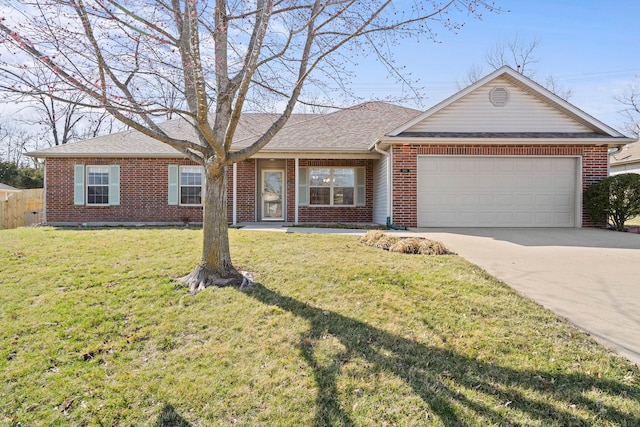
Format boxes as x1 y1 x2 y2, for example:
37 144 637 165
0 123 37 166
460 34 572 99
29 91 121 145
0 0 497 291
2 65 122 146
616 77 640 137
485 34 540 76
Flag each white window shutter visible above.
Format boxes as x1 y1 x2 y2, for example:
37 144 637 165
109 165 120 206
356 167 366 206
298 167 308 206
168 165 179 205
74 164 85 205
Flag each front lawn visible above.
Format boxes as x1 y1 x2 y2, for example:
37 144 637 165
1 228 638 426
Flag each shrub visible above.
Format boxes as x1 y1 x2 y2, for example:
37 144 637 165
359 230 386 246
583 173 640 231
360 231 449 255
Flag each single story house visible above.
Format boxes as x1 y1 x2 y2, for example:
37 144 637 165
28 66 635 228
610 141 640 175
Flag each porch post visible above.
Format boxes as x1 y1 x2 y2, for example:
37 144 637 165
294 158 299 224
232 162 237 225
43 162 47 224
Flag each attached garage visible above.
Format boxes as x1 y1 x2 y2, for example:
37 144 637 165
375 66 633 229
417 156 579 227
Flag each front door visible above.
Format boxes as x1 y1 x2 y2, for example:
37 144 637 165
261 170 284 220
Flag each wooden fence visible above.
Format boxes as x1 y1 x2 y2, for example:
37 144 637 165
0 189 44 230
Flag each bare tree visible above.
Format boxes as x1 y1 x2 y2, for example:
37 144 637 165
1 62 121 146
485 34 540 76
616 76 640 137
459 35 572 99
543 74 573 101
0 123 39 166
31 92 90 146
0 0 496 291
458 35 539 88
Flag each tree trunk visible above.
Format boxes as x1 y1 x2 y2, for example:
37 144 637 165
181 164 244 293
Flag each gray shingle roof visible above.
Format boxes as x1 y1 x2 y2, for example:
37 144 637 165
0 183 19 191
27 102 421 158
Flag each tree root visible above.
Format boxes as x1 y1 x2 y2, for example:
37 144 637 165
180 264 254 294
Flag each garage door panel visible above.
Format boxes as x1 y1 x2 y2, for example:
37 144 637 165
417 156 577 227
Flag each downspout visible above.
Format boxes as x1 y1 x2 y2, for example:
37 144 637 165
373 141 406 230
232 162 237 226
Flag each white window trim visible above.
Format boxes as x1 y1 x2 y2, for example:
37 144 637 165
308 167 362 207
86 165 110 206
179 165 205 206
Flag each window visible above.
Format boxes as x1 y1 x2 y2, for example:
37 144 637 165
87 166 110 205
74 164 120 206
305 167 364 206
180 166 203 205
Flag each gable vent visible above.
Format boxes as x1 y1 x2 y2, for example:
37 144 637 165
489 87 510 107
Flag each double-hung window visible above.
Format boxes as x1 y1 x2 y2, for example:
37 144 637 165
303 167 365 206
73 164 120 206
87 166 110 205
168 165 204 206
180 166 203 205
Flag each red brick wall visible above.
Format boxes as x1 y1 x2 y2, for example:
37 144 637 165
390 144 609 228
290 159 374 223
227 159 256 223
46 157 204 224
45 157 375 225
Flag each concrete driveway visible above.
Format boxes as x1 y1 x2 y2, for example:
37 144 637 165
413 228 640 366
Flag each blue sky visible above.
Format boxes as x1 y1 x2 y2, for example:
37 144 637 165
347 0 640 133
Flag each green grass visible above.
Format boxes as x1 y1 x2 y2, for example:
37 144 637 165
1 227 638 426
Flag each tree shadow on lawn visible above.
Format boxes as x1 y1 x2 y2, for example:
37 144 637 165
156 403 192 427
243 283 639 426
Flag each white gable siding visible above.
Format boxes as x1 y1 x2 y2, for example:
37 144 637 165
406 77 591 133
610 163 640 175
372 156 388 225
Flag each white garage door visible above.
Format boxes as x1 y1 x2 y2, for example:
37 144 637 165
417 156 578 227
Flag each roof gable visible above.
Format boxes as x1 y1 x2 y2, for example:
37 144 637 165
388 66 626 138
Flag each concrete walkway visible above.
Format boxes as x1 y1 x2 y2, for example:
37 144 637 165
412 228 640 367
239 224 640 366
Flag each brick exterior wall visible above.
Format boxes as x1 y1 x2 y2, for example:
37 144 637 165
227 159 256 223
46 157 205 224
45 157 375 225
288 159 374 223
390 144 609 228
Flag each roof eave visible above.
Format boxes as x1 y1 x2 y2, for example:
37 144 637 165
27 152 187 159
28 148 381 160
373 136 635 150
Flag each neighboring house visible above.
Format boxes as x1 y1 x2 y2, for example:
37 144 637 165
27 66 635 228
0 183 19 201
610 142 640 175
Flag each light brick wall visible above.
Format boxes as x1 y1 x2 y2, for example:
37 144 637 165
390 144 609 228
